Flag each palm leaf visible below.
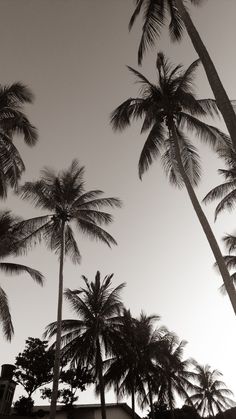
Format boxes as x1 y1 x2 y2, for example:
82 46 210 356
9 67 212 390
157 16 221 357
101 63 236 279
175 59 201 94
137 0 165 64
76 218 117 247
0 286 13 341
0 262 44 285
110 98 146 131
128 0 144 31
168 1 184 41
138 122 165 178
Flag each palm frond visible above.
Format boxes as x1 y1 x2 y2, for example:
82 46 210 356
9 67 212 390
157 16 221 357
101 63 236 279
137 1 166 65
76 218 117 247
128 0 144 31
179 113 229 150
127 66 153 88
110 98 146 131
0 82 34 105
0 262 44 285
11 115 38 146
138 122 165 178
0 286 13 341
168 1 185 41
10 216 52 255
175 59 201 94
77 197 122 210
214 190 236 220
179 133 201 187
197 99 220 118
162 139 183 188
203 181 236 206
64 224 81 264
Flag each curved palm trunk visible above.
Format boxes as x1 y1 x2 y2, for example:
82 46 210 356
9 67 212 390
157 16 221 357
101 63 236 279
49 220 66 419
96 339 107 419
170 120 236 315
176 0 236 151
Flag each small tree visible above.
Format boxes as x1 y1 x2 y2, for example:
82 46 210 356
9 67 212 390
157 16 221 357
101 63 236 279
14 337 55 398
41 366 93 406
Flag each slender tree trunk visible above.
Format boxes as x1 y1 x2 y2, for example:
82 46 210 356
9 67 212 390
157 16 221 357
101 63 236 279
148 378 154 419
131 380 136 419
170 120 236 315
49 220 66 419
176 0 236 151
96 339 107 419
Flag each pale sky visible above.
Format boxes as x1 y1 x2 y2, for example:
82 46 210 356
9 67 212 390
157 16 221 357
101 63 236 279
1 0 236 415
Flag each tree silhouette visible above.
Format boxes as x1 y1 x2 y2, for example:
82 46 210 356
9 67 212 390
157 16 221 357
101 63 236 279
104 310 169 419
186 362 235 416
45 271 125 419
111 53 236 314
18 161 122 419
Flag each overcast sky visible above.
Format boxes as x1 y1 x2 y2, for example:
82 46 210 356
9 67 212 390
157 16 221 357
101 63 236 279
1 0 236 414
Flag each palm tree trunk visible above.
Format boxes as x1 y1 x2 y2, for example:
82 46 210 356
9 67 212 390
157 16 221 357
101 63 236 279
170 120 236 315
148 378 154 419
96 339 107 419
176 0 236 151
49 220 66 419
131 380 136 419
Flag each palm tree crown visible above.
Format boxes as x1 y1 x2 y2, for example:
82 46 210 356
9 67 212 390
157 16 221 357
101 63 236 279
187 362 235 416
111 53 226 182
18 159 122 257
46 271 125 365
0 210 43 341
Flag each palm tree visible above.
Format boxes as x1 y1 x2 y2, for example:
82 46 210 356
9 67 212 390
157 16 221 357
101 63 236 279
45 271 125 419
187 362 235 416
152 336 194 416
18 161 121 419
110 53 236 314
0 83 38 197
202 151 236 293
129 0 236 151
104 310 147 419
104 310 169 419
0 210 43 340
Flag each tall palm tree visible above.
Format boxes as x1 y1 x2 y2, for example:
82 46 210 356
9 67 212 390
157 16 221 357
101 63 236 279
129 0 236 151
18 161 121 419
0 83 38 197
187 362 235 416
45 272 125 419
110 53 236 314
0 210 43 340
